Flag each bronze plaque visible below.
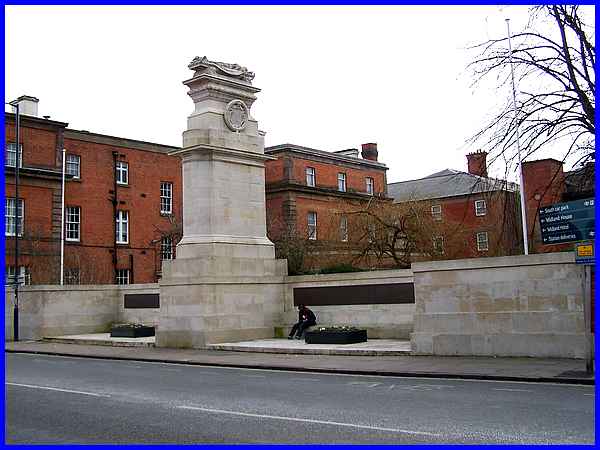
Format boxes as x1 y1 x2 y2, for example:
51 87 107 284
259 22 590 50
293 283 414 306
124 293 160 309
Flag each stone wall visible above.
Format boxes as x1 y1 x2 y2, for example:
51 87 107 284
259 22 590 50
411 253 586 358
283 269 415 339
157 257 288 347
5 283 159 341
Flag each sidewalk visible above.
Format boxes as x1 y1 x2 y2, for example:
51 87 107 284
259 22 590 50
5 339 594 385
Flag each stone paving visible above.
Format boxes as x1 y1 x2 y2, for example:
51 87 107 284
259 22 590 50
41 334 411 356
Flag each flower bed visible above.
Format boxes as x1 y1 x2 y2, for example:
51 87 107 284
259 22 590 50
304 326 367 344
110 323 155 338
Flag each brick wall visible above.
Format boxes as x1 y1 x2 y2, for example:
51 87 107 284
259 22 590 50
4 117 182 285
63 134 182 284
522 159 568 253
4 121 59 168
288 157 386 195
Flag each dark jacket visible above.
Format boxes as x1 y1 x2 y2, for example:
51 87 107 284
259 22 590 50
298 307 316 324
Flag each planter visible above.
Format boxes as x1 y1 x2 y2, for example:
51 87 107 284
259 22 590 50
304 329 367 344
110 325 155 338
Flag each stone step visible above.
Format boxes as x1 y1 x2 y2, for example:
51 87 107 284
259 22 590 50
42 335 155 348
207 338 412 356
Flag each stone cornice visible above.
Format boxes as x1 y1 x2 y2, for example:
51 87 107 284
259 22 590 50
266 181 392 201
170 144 276 168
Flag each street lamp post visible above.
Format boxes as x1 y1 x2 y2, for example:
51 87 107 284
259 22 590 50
506 18 530 255
8 99 21 341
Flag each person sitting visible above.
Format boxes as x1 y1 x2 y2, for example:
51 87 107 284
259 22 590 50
288 305 317 340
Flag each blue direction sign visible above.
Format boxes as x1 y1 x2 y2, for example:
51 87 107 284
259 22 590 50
539 198 595 245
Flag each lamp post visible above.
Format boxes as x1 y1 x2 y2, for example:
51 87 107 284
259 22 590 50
8 99 21 341
506 18 529 255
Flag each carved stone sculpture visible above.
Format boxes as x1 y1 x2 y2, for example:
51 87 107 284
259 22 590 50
188 56 255 82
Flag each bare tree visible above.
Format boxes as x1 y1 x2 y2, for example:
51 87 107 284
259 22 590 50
150 215 183 278
467 6 594 173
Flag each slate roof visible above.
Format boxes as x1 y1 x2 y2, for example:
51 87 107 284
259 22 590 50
387 169 519 203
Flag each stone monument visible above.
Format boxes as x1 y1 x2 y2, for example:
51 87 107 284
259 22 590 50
156 56 287 348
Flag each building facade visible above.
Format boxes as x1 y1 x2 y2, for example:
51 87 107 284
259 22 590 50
387 151 523 260
5 96 182 285
264 143 389 272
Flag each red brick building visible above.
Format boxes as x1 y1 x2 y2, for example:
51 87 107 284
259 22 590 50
387 151 523 260
264 143 389 272
5 96 182 285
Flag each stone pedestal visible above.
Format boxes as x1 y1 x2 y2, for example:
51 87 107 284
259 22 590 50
156 56 287 348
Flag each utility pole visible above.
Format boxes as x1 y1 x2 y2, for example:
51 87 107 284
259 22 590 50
506 18 529 255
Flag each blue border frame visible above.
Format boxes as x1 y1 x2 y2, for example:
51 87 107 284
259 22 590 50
2 2 597 447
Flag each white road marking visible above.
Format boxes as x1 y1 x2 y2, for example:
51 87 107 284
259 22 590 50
178 405 441 436
242 375 266 379
583 394 594 396
6 382 110 398
493 388 532 393
290 378 321 382
348 381 382 388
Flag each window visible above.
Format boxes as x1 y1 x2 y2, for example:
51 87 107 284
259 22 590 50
5 266 30 286
65 206 81 242
116 161 128 185
66 154 80 179
161 237 174 260
337 173 346 192
116 269 130 285
160 182 173 215
65 268 80 285
433 236 444 254
431 205 442 221
5 198 24 236
307 212 317 240
340 216 348 242
306 167 316 187
366 177 374 195
476 231 489 251
475 199 487 216
116 210 129 244
6 143 23 168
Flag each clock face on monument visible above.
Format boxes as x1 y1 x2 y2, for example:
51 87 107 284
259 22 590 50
224 99 249 132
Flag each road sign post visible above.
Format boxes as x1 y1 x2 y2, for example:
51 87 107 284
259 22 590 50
541 201 595 374
575 241 594 374
582 263 593 374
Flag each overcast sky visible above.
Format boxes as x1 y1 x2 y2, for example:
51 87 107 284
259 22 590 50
4 5 572 183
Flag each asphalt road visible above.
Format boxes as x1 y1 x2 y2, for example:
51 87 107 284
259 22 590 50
5 353 595 444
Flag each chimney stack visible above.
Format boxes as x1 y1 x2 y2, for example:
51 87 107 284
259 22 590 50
466 150 488 178
361 142 378 161
12 95 39 117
